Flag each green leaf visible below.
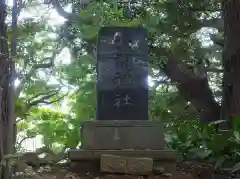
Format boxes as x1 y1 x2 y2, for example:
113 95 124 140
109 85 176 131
81 25 100 39
232 162 240 173
196 149 212 159
79 10 91 20
233 131 240 144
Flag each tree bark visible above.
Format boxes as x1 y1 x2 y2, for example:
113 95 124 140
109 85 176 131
164 59 220 123
5 0 18 178
220 0 240 129
151 48 220 123
0 0 17 178
0 1 11 178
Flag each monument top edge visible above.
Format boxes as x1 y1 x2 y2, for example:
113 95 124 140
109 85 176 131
99 26 148 30
98 26 148 35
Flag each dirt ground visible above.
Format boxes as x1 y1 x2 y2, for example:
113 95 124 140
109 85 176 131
14 161 232 179
71 161 232 179
176 161 232 179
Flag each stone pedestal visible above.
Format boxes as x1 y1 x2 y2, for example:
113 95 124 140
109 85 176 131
68 149 177 174
80 120 164 150
69 149 177 160
68 120 177 176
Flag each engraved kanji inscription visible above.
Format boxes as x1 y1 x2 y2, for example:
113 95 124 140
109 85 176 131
114 94 132 108
97 27 148 121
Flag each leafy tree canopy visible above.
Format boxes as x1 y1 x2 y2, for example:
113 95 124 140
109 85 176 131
6 0 240 175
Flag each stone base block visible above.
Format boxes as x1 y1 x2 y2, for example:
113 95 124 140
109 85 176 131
69 149 177 160
68 149 177 175
100 154 153 175
80 120 164 150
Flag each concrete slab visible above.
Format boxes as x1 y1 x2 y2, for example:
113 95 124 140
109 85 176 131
68 149 177 161
69 160 176 176
100 154 153 175
80 120 164 150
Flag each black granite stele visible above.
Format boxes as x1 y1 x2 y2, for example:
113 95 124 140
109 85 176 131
96 27 148 121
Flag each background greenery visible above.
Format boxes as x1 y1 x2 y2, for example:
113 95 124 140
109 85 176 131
7 0 240 176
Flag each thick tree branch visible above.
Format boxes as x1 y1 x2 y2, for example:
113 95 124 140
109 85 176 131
201 18 223 31
15 62 54 97
51 0 78 21
150 46 220 123
210 34 224 47
30 94 67 106
27 88 59 101
50 0 92 21
16 135 36 150
207 68 223 73
189 7 221 12
17 0 25 16
15 44 64 98
42 94 66 104
27 90 62 107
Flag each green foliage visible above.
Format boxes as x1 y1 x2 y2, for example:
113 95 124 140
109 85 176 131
10 0 239 176
165 119 240 173
25 107 80 149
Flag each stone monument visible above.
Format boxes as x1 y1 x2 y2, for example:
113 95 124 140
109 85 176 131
68 27 176 175
96 27 148 121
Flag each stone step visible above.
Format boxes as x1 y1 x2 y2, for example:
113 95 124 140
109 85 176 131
68 149 177 161
68 150 177 175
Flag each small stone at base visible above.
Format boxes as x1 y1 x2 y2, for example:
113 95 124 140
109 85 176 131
100 154 153 175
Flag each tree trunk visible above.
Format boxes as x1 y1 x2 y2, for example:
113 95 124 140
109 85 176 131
151 48 221 123
5 0 18 177
0 0 15 178
220 0 240 129
0 56 10 179
162 58 220 124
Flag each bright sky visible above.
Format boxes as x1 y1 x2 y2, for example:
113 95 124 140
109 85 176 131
10 1 153 151
10 2 74 151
